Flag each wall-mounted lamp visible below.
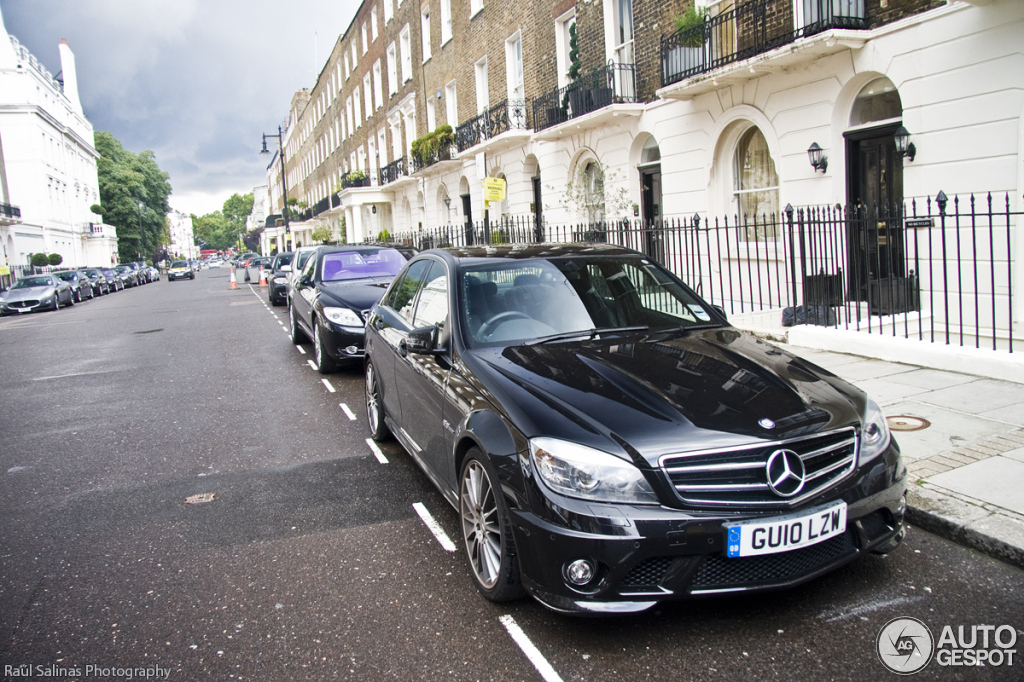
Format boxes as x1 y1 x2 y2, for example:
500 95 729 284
894 126 916 162
807 142 828 174
371 205 377 214
443 194 451 209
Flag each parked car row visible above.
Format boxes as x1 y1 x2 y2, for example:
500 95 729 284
0 262 159 315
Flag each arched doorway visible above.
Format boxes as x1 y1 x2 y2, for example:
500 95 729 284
844 77 914 312
638 136 663 261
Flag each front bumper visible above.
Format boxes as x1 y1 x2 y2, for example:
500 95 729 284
268 280 288 302
508 443 906 614
0 298 56 314
320 320 366 365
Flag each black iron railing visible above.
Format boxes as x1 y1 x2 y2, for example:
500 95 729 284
0 202 21 219
661 0 867 87
455 99 530 152
311 196 331 217
411 143 457 173
341 173 370 189
380 157 408 185
533 63 637 132
379 193 1021 352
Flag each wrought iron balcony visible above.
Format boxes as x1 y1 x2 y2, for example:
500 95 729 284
340 172 371 189
533 63 637 132
311 195 332 217
380 157 408 185
411 143 457 173
0 202 21 220
662 0 867 87
455 99 530 152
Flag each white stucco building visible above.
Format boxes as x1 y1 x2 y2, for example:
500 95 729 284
0 6 117 271
167 210 196 260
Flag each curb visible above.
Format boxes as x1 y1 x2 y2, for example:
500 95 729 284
905 487 1024 571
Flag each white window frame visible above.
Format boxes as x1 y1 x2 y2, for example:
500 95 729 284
363 73 373 119
346 97 354 135
505 32 523 102
344 54 351 79
440 0 453 45
426 95 437 132
362 22 369 54
371 7 379 41
421 7 432 62
387 43 398 95
605 0 634 66
474 56 489 114
445 80 458 129
354 85 362 127
373 60 384 109
378 128 389 167
384 0 394 23
400 25 413 83
470 0 483 19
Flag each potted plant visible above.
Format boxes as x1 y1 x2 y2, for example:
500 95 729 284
564 22 587 117
669 4 708 76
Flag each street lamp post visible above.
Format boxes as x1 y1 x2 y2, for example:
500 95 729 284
137 201 147 262
261 125 290 249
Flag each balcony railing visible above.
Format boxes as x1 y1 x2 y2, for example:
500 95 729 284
340 173 371 189
0 202 21 219
411 143 457 173
380 157 408 185
533 63 637 132
661 0 867 87
311 195 331 217
455 99 530 152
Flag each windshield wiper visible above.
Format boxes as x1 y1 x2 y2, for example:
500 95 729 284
646 322 723 339
528 325 649 346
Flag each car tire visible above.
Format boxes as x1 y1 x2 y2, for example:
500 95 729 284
288 304 306 344
313 318 338 374
459 450 526 602
365 361 390 441
51 293 59 310
66 292 74 307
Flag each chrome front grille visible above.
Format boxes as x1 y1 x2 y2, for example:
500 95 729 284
660 427 857 508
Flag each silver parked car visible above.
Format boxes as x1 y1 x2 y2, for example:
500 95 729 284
0 274 74 315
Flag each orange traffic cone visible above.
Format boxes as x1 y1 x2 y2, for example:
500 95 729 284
229 268 237 289
259 267 267 289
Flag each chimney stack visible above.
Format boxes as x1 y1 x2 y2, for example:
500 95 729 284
58 38 83 115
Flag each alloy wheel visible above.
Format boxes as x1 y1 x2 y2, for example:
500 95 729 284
461 460 502 590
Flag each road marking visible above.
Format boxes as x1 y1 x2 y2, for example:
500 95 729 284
366 438 389 464
413 502 456 552
499 615 564 682
307 359 317 370
339 403 357 420
296 345 306 354
321 378 335 393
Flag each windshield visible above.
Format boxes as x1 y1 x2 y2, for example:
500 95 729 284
12 276 53 289
320 248 406 282
170 261 188 268
56 272 76 281
461 256 716 346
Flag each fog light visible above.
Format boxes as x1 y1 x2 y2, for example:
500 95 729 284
897 495 907 516
564 559 595 586
344 345 359 355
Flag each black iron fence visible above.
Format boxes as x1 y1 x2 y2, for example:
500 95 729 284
661 0 867 87
380 192 1021 352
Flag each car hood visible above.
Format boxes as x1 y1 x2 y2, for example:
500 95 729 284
4 285 56 301
464 327 865 466
317 279 392 310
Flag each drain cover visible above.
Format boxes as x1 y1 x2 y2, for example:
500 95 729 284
185 492 216 504
887 416 931 432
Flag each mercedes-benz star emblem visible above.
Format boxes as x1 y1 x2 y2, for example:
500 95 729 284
765 449 806 497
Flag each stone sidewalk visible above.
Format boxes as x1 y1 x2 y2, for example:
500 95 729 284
785 346 1024 569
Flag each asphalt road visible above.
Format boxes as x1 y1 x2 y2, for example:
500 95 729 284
1 268 1022 681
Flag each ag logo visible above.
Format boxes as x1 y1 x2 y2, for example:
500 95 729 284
877 617 934 674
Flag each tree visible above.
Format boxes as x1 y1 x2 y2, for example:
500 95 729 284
94 131 172 262
191 211 236 251
47 253 63 266
30 253 49 267
311 224 334 245
223 193 254 228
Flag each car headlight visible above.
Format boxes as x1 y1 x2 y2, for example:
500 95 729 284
529 437 658 505
322 306 363 327
859 398 891 465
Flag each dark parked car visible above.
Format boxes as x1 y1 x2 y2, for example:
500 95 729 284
267 251 294 305
0 274 74 314
113 265 138 287
79 268 111 296
101 268 126 291
363 244 906 614
55 270 94 302
290 245 411 372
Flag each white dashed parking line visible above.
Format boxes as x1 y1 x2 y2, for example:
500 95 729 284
339 403 357 420
366 438 388 464
307 359 317 370
499 615 564 682
412 502 456 552
321 378 335 393
296 345 306 355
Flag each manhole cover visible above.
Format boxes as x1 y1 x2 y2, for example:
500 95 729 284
185 492 216 504
887 416 931 432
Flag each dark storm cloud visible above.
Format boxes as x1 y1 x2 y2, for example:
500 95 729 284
1 0 358 214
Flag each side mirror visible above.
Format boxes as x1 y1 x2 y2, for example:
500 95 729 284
299 274 312 287
405 325 443 355
280 264 292 272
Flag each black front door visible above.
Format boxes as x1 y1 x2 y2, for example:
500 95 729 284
640 166 664 263
845 124 915 313
532 176 543 241
462 194 473 245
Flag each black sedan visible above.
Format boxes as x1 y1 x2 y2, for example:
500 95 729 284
289 245 411 372
79 269 112 296
0 274 74 314
363 244 906 614
54 270 94 302
114 265 138 287
101 268 126 291
267 251 294 306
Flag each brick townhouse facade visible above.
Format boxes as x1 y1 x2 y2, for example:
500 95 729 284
263 0 1022 263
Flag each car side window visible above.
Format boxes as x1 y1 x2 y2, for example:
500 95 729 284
385 260 432 324
411 263 448 331
303 251 317 280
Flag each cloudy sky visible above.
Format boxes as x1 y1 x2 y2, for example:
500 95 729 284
1 0 359 216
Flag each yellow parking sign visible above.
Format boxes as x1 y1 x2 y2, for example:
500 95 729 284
483 177 506 203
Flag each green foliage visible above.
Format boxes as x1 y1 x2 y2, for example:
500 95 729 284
410 125 455 166
489 230 508 244
546 160 633 223
377 228 391 243
94 131 172 260
674 5 708 47
191 211 236 250
311 224 334 245
222 193 254 229
90 203 105 215
47 253 63 266
30 253 50 267
568 21 580 82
